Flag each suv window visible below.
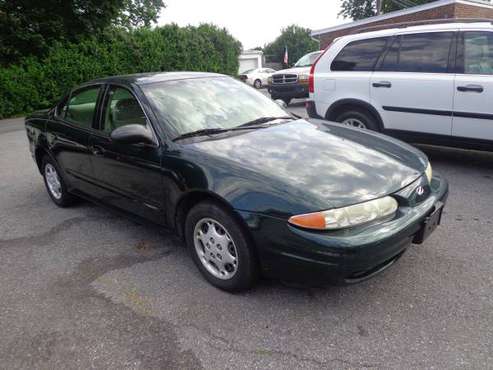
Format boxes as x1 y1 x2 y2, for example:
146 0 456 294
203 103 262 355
102 86 147 133
64 87 100 128
463 32 493 75
382 32 454 73
331 38 388 71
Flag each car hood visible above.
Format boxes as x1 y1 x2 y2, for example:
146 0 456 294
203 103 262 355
273 66 310 75
183 119 427 213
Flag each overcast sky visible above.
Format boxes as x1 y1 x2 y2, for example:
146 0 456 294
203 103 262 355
158 0 347 49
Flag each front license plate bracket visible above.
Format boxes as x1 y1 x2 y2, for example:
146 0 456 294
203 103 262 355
413 202 444 244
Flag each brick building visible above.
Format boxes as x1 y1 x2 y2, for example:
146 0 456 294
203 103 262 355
312 0 493 49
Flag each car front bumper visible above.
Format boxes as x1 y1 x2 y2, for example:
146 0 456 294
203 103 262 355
268 83 309 100
237 175 449 285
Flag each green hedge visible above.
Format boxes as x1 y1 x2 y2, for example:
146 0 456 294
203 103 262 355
0 24 241 119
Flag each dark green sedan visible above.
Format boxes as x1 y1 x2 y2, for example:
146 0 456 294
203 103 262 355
25 72 448 292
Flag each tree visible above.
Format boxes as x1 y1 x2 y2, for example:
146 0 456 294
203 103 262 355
0 0 165 65
263 25 319 67
381 0 448 13
339 0 376 21
339 0 446 20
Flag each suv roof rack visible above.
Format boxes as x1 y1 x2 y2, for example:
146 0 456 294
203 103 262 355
352 18 493 35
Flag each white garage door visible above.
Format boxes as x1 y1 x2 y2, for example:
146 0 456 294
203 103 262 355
239 58 258 73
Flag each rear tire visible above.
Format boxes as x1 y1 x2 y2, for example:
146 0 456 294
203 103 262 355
185 201 258 292
335 109 379 131
41 156 75 207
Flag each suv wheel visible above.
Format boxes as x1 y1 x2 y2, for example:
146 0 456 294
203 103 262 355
42 156 75 207
185 201 258 292
282 98 291 106
335 109 379 131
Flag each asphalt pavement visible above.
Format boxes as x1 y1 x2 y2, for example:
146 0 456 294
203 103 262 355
1 106 492 369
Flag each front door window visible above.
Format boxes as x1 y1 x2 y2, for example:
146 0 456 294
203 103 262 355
103 87 147 133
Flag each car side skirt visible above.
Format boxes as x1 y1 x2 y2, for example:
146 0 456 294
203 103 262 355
384 129 493 152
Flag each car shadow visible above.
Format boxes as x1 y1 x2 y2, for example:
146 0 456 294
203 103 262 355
417 144 493 169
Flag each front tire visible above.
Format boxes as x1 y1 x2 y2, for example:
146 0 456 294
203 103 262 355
41 156 75 207
254 79 262 89
335 109 379 131
185 201 258 292
282 98 291 106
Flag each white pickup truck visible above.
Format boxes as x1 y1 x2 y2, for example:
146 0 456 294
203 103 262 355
267 51 322 106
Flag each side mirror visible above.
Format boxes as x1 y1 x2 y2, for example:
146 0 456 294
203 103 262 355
274 99 288 109
110 124 155 145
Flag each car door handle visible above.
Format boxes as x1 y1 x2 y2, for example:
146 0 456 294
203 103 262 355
372 81 392 88
91 145 106 156
457 85 484 93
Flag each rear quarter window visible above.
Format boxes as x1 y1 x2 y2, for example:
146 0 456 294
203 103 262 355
331 38 389 72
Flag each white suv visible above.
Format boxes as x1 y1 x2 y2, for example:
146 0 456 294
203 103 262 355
308 21 493 151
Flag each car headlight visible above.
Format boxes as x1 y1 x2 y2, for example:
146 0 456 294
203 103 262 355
268 76 273 85
288 196 398 231
298 74 309 83
425 162 433 183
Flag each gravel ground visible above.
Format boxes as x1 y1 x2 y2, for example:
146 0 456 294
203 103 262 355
0 109 492 369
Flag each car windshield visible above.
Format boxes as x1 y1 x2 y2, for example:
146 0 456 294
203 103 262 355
294 52 322 67
143 77 289 137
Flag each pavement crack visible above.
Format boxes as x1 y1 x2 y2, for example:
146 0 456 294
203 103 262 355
184 323 378 368
0 215 114 249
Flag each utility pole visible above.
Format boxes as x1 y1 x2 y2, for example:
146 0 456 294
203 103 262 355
376 0 383 15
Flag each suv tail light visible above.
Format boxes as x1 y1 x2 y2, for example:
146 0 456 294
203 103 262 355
308 64 316 94
309 46 330 94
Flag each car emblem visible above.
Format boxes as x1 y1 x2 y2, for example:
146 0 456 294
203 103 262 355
416 186 425 196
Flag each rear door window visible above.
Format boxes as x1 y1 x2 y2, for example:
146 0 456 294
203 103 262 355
64 87 101 129
331 38 389 71
462 31 493 75
395 32 454 73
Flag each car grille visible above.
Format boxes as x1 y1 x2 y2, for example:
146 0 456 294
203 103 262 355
272 74 298 84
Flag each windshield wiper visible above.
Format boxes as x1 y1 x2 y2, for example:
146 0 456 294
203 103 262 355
173 128 229 141
173 116 295 141
237 116 294 128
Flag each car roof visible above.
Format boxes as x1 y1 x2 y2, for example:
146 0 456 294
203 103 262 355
85 71 225 87
336 21 493 43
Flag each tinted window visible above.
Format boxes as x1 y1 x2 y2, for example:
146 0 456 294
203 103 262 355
463 32 493 75
143 77 287 137
102 87 147 133
65 87 100 128
398 32 454 73
380 38 400 71
331 38 388 71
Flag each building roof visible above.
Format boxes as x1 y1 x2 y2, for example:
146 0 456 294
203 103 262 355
311 0 493 37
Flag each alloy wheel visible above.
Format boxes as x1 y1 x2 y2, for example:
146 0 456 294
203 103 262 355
45 163 62 200
193 218 239 280
342 117 367 129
